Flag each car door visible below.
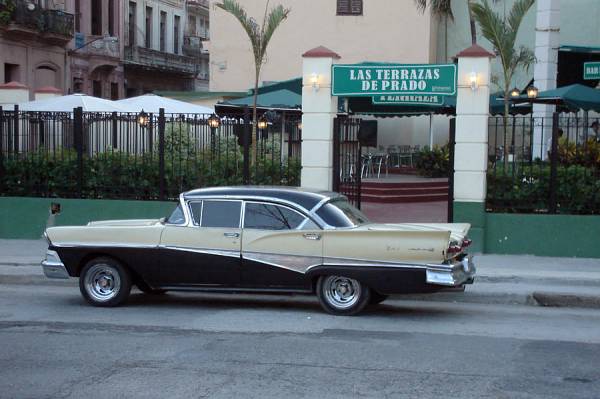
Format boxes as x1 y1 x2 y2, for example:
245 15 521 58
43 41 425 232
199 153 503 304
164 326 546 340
159 199 242 286
240 201 323 290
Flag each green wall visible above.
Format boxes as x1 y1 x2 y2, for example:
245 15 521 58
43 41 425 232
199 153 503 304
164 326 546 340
0 197 177 239
454 200 600 258
485 213 600 258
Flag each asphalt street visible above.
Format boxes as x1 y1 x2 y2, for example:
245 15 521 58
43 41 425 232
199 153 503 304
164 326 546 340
0 284 599 398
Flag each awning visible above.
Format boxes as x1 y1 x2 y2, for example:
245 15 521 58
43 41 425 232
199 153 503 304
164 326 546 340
511 84 600 112
216 89 302 115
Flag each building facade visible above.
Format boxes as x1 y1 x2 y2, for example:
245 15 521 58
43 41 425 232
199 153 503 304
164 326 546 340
0 0 75 100
69 0 125 99
124 0 209 96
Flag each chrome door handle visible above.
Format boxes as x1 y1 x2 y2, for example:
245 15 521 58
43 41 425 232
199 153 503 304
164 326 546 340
303 233 321 241
224 232 240 238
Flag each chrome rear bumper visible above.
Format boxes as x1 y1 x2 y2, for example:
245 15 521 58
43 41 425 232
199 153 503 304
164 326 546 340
41 250 70 279
425 256 476 286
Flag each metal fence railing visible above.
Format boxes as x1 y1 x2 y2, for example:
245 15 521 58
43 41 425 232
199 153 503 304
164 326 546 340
0 106 302 201
487 113 600 214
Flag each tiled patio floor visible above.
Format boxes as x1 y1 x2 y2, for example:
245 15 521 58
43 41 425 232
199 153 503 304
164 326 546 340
361 201 449 223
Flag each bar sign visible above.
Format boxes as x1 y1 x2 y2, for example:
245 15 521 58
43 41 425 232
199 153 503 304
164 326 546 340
584 62 600 80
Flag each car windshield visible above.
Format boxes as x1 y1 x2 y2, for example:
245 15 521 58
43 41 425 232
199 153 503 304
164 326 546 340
316 198 370 228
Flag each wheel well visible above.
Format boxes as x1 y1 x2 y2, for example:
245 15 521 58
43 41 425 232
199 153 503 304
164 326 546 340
76 253 141 283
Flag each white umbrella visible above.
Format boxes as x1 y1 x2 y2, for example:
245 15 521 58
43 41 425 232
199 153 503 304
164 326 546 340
18 93 129 112
116 93 214 114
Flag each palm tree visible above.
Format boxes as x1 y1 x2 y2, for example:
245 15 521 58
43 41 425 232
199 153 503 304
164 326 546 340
470 0 536 123
414 0 478 45
215 0 290 164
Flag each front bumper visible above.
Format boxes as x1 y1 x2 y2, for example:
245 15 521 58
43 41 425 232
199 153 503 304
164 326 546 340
41 250 70 279
425 256 476 286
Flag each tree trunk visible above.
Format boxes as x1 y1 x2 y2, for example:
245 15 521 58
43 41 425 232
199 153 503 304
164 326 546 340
252 68 259 166
467 1 477 45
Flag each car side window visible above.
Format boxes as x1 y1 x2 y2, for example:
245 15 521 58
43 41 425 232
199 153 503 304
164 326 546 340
201 200 242 228
244 202 312 230
166 204 185 224
188 201 203 225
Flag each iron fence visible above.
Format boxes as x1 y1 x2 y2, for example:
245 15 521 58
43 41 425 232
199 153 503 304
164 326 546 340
333 117 362 208
487 113 600 214
0 106 302 200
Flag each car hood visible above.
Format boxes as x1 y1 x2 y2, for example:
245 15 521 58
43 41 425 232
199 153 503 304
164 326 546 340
362 223 471 243
86 219 162 227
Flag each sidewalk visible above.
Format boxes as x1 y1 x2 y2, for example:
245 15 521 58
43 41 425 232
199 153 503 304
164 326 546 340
1 239 599 309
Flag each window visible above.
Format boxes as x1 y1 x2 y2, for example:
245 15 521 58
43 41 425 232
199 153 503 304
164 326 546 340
316 199 370 227
128 2 136 46
145 6 153 48
91 0 102 35
188 15 196 36
244 203 315 230
4 63 20 83
337 0 363 15
75 0 80 32
160 11 167 52
201 200 241 228
166 204 185 224
108 0 115 36
174 15 180 54
189 201 203 225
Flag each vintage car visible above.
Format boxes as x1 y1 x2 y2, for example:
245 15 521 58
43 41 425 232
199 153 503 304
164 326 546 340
42 187 475 315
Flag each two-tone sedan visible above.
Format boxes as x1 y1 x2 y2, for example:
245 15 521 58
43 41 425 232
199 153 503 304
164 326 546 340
42 187 475 315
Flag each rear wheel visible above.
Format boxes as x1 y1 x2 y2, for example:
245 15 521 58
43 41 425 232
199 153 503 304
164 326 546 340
79 257 132 307
316 275 370 316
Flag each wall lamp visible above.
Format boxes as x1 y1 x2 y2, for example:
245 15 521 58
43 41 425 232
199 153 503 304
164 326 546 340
469 72 478 91
310 73 320 91
526 85 539 99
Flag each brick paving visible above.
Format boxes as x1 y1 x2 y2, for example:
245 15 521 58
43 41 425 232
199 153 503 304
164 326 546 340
361 201 448 223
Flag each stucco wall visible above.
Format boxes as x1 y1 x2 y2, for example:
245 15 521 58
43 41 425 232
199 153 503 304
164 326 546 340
210 0 437 92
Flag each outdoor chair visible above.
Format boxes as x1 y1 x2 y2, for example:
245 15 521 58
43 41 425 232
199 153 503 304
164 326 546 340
397 145 413 167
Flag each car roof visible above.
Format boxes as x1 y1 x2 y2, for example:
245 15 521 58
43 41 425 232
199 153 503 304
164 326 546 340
182 186 341 211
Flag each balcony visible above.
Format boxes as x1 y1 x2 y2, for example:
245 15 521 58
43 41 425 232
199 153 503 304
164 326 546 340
72 34 120 59
1 2 74 45
124 46 199 76
182 35 209 57
187 0 209 10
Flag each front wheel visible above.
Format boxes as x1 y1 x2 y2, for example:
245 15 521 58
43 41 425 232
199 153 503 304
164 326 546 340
79 257 132 307
316 275 371 316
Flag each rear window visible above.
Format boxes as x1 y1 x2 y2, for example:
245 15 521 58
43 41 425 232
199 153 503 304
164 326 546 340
316 199 370 228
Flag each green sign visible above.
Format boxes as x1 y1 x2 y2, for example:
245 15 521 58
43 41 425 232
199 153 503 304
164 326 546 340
331 64 456 97
584 62 600 80
372 94 445 105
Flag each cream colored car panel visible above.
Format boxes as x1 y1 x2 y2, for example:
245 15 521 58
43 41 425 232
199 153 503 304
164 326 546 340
241 228 323 273
160 225 241 254
46 223 164 247
322 227 451 264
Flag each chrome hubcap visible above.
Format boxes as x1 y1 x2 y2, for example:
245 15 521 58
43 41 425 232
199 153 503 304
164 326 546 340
323 276 361 309
84 264 121 302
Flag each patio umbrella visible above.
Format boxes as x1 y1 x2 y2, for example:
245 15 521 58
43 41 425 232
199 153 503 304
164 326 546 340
511 84 600 112
18 94 129 112
116 93 214 114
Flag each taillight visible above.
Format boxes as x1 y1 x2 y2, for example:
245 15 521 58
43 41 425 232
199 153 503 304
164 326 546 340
462 238 472 248
447 245 462 254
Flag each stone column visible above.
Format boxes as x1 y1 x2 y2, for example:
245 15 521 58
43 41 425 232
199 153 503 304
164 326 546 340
533 0 560 159
453 45 495 252
0 82 30 107
300 46 340 191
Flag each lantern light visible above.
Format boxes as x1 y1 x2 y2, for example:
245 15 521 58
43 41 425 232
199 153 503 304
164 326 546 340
257 115 268 130
137 110 149 128
208 114 220 129
510 87 521 98
469 72 478 91
527 85 539 99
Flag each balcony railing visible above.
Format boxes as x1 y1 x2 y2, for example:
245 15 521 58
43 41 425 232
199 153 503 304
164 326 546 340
182 35 209 57
187 0 209 9
2 2 74 42
124 46 198 75
73 34 121 58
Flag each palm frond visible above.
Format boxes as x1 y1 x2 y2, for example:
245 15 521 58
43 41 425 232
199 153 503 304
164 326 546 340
260 4 290 58
413 0 454 20
216 0 261 60
470 0 509 67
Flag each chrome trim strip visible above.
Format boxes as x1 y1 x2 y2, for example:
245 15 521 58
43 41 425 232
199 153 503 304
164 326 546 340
180 193 193 227
51 243 158 249
182 195 314 219
162 245 241 259
242 251 322 274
